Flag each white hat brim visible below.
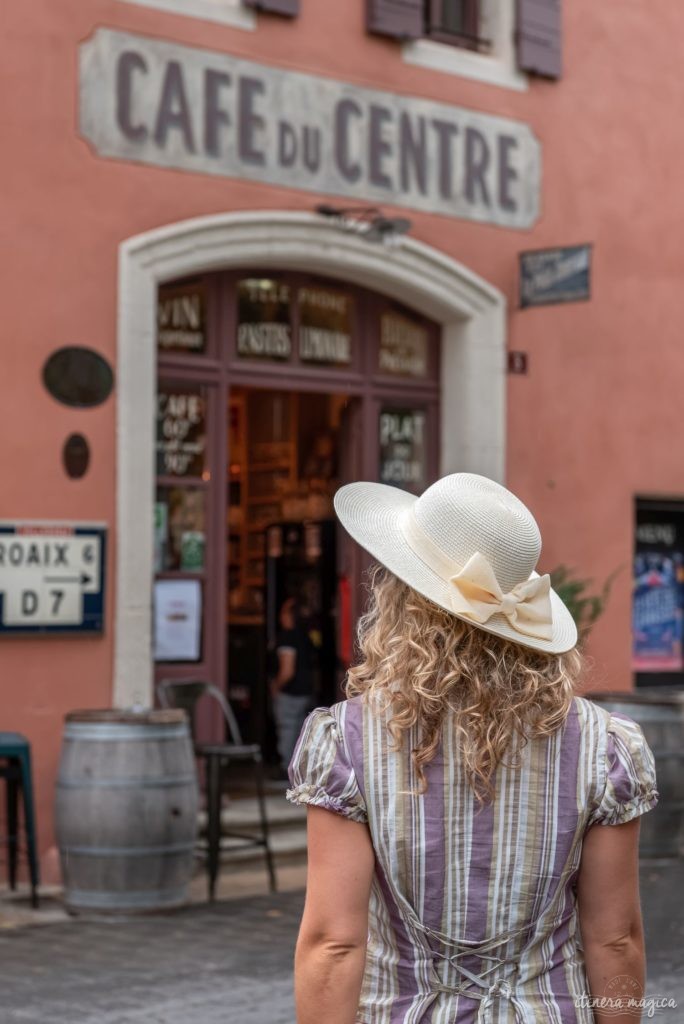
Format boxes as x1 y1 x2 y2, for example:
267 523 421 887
334 481 578 655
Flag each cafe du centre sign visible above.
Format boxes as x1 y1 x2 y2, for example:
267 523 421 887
80 29 541 229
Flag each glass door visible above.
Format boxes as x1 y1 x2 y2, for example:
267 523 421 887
153 270 441 751
153 377 225 738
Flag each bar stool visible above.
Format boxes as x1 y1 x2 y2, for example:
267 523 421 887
0 733 39 908
157 680 277 901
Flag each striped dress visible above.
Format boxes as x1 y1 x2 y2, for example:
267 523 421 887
286 694 659 1024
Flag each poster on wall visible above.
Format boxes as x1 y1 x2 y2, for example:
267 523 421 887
154 578 202 662
632 552 684 671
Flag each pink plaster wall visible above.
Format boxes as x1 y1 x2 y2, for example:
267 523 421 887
2 0 684 872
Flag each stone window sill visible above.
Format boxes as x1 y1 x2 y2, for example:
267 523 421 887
403 38 528 93
117 0 256 30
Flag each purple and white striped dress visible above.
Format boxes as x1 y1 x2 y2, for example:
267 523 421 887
287 694 658 1024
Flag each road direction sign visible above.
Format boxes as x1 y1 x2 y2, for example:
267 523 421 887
0 522 107 634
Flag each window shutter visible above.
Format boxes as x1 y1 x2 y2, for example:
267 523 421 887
517 0 562 78
367 0 424 41
244 0 299 16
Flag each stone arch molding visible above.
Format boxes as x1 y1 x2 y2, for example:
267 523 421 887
115 210 506 706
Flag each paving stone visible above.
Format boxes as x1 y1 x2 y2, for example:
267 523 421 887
1 891 303 1024
1 861 682 1024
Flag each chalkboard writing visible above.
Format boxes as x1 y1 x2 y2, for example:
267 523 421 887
379 313 428 377
157 280 206 353
237 278 291 360
156 388 207 477
379 408 427 494
299 286 352 365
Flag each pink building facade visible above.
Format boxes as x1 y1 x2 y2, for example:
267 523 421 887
3 0 684 876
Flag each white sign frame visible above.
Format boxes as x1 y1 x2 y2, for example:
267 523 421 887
0 521 107 635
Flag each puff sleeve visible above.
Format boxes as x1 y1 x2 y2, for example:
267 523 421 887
286 706 368 824
590 712 659 827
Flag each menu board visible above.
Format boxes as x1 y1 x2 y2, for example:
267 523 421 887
237 278 291 360
298 286 352 365
156 387 207 477
154 578 202 662
157 280 206 354
379 408 427 494
378 312 428 378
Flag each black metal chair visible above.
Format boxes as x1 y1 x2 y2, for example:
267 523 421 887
157 680 276 900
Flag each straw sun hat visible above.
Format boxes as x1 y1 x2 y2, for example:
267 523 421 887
334 472 577 655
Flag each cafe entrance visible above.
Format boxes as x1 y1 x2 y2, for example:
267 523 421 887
154 270 441 759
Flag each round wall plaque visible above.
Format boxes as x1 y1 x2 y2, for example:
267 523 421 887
63 433 90 479
43 347 114 408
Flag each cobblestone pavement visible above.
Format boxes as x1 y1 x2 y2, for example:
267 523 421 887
1 891 304 1024
2 859 683 1024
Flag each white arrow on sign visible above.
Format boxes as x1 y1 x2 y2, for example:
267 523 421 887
44 574 92 586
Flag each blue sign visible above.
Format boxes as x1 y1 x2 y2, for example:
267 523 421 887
0 522 106 635
519 244 592 308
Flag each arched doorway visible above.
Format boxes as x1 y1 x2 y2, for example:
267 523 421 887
115 212 506 710
155 268 442 752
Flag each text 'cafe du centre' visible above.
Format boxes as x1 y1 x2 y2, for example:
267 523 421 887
4 0 683 881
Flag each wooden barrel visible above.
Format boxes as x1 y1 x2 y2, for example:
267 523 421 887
588 691 684 858
56 709 199 913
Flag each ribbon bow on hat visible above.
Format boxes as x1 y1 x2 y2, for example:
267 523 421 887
449 551 553 641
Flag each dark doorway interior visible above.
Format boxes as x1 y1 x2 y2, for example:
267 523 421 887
227 386 352 765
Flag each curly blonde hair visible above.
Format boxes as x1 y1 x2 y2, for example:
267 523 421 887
345 566 584 802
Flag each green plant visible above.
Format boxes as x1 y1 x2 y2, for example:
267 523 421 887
549 564 623 641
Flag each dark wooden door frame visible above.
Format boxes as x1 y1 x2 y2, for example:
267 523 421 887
156 270 441 735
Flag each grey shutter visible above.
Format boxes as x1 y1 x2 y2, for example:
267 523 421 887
244 0 299 16
517 0 562 78
367 0 424 41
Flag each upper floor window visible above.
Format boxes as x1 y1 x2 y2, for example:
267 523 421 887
368 0 561 91
425 0 488 52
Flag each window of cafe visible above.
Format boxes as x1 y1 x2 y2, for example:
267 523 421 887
154 270 441 763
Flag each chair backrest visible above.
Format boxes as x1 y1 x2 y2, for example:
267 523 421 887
157 680 243 746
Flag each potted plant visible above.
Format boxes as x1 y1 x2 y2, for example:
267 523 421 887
549 564 622 643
